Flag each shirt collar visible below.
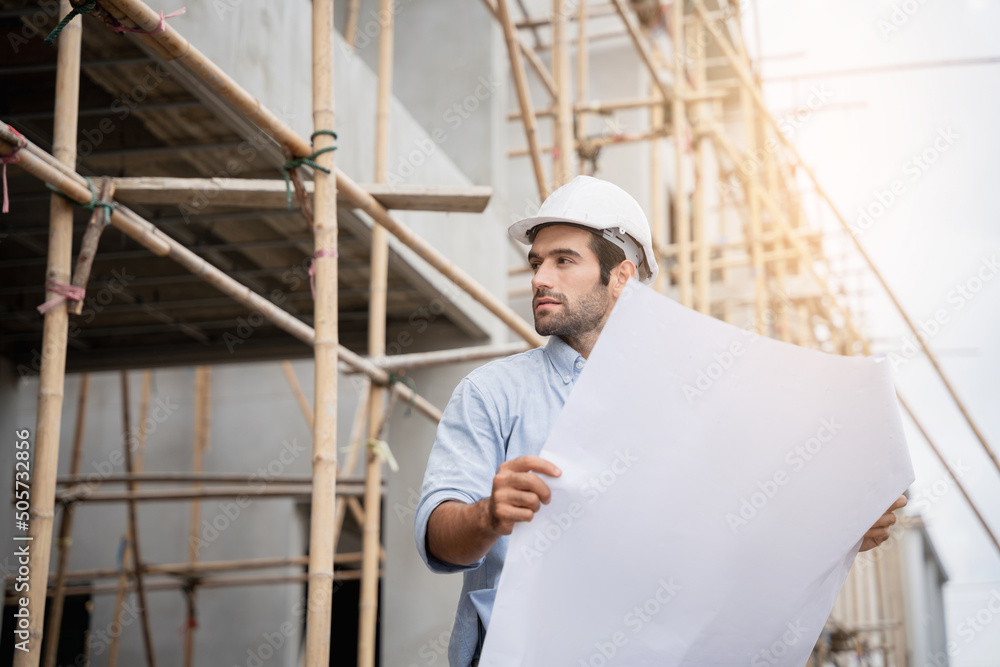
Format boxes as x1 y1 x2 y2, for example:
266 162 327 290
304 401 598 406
544 335 586 384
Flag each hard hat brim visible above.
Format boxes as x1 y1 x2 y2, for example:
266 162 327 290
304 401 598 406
507 216 597 245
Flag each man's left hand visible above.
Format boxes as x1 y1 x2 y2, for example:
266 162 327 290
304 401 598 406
859 495 907 552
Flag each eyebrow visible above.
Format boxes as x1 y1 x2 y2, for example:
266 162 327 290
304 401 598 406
527 247 584 261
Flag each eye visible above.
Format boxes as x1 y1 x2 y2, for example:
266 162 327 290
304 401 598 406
558 257 574 265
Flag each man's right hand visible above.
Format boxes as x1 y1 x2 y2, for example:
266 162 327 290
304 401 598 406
486 455 562 535
426 455 562 567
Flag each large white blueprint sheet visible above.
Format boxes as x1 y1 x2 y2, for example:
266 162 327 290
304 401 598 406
480 281 914 666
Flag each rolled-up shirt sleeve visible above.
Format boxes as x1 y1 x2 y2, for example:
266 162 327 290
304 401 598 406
415 377 506 574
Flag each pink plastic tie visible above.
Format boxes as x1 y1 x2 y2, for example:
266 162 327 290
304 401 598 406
37 281 85 315
309 248 339 300
108 7 186 35
2 127 26 214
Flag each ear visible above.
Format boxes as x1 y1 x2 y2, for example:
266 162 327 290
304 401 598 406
610 260 637 297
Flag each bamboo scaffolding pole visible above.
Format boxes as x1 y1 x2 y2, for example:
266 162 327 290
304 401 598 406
183 367 210 667
91 0 542 348
334 383 372 556
118 372 157 667
480 0 557 97
650 84 667 295
107 370 151 667
610 0 671 103
552 0 574 188
507 90 728 120
747 15 792 346
675 248 800 273
0 124 444 423
345 0 361 48
497 0 548 200
14 4 80 663
897 393 1000 557
56 484 371 502
515 3 617 28
281 361 314 427
576 0 588 175
303 0 339 662
361 342 532 372
359 1 393 661
507 126 673 157
670 0 691 308
5 570 375 603
57 473 321 486
693 0 999 472
359 376 386 665
67 178 113 315
737 84 766 332
111 177 493 213
692 15 710 315
655 228 823 257
41 374 89 667
763 141 791 342
29 552 364 584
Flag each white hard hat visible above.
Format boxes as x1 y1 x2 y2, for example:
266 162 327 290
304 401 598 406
508 175 659 284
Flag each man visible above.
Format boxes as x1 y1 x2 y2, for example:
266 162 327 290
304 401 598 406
414 175 905 667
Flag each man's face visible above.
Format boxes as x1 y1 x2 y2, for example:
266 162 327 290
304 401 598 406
528 225 614 338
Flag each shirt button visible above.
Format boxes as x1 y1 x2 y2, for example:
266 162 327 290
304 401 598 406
564 374 572 383
575 361 584 370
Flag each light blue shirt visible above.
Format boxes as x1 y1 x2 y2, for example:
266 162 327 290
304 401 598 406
415 335 586 666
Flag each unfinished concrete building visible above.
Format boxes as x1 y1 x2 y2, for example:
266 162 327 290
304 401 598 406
1 0 993 665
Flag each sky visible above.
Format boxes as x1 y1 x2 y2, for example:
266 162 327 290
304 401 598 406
743 1 1000 664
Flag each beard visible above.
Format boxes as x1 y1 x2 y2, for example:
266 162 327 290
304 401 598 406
533 280 612 338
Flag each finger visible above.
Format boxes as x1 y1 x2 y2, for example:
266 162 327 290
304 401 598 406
869 512 897 530
503 455 562 478
888 495 907 511
495 488 542 513
862 526 891 542
492 506 535 534
495 469 554 504
507 471 554 504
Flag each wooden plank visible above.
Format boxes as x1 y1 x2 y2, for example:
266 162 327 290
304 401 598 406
111 177 493 212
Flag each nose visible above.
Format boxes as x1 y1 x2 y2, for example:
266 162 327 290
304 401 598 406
531 259 554 292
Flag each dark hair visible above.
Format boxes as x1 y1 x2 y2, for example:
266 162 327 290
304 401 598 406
589 233 626 286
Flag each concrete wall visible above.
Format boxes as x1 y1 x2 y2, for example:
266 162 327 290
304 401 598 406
1 359 331 665
1 1 526 666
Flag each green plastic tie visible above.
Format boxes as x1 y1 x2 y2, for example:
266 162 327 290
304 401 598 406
44 1 97 45
281 130 338 210
46 177 117 225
